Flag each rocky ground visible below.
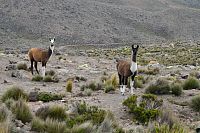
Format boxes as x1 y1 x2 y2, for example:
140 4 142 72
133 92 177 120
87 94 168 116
0 43 200 132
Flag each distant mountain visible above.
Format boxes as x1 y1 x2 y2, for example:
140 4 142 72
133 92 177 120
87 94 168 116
0 0 200 48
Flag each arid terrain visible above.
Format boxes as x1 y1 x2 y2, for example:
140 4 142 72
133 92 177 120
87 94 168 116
0 41 200 132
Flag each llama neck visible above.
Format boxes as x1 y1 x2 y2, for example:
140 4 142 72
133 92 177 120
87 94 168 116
48 47 53 59
130 52 137 73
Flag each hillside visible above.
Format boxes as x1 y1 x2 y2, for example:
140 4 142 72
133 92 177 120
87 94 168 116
0 0 200 48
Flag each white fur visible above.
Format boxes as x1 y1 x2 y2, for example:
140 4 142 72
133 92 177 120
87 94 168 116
41 67 45 77
121 85 126 95
50 38 55 43
130 80 134 94
50 45 55 53
120 85 123 94
130 61 137 73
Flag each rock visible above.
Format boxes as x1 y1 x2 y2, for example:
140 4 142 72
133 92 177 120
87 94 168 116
181 74 189 79
11 71 22 78
29 92 38 102
3 80 8 83
15 120 24 127
5 64 16 71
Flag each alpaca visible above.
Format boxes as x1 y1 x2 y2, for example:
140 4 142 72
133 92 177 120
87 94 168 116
116 45 139 95
28 38 55 77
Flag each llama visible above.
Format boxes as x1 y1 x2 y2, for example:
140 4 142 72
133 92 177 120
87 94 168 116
116 45 139 95
28 38 55 77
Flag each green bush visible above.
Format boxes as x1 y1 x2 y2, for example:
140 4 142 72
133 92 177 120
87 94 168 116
190 95 200 112
183 77 200 90
17 63 27 70
123 94 162 125
32 75 43 82
88 82 97 91
66 80 73 93
37 92 63 102
36 105 67 121
66 102 106 128
1 86 28 102
11 99 32 123
145 79 171 95
80 82 102 91
171 83 182 96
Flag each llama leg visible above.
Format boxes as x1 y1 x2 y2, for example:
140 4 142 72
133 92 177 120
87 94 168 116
31 60 34 75
118 73 123 93
34 61 39 74
41 62 46 77
130 72 137 94
123 77 128 95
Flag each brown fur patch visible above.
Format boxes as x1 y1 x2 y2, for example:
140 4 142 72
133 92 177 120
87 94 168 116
28 48 48 62
117 60 132 77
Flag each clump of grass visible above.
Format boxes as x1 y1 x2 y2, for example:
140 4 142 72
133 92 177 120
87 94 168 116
1 86 28 102
145 78 171 95
31 117 66 133
0 105 11 122
37 92 63 102
80 81 102 91
69 122 95 133
183 77 200 90
32 75 43 82
88 82 97 91
45 118 66 133
83 89 92 96
45 70 55 76
17 63 27 70
11 99 32 123
0 121 10 133
190 95 200 112
43 75 54 82
104 84 115 93
36 105 67 121
138 67 160 75
31 117 45 132
171 83 183 96
66 80 73 93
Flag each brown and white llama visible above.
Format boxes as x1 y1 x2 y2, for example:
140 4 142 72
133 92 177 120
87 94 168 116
28 38 55 77
116 44 139 95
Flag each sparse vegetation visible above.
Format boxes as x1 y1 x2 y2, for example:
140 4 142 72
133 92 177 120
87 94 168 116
1 86 28 102
138 67 160 75
43 75 54 82
66 80 73 93
32 75 43 82
45 70 56 76
35 105 67 121
17 63 27 70
80 81 102 91
31 117 45 132
146 78 171 95
171 83 183 96
11 99 32 123
183 77 200 90
123 94 163 125
37 92 63 102
83 89 92 96
190 95 200 112
104 84 115 93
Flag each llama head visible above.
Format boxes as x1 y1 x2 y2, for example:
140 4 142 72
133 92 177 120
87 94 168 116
131 44 139 62
49 38 55 44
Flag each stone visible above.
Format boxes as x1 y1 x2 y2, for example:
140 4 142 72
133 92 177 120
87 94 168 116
29 91 38 102
5 64 16 71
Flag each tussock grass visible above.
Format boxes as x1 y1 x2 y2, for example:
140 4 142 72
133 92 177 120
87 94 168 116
11 99 32 123
45 70 56 76
17 63 27 70
171 83 183 96
32 75 43 82
36 105 67 121
190 95 200 112
183 77 200 90
1 86 28 102
66 80 73 93
43 75 54 82
37 92 63 102
31 117 45 132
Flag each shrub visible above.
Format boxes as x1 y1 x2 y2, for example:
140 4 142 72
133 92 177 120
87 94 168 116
83 89 92 96
66 102 106 128
36 105 67 121
1 86 28 102
190 95 200 112
43 75 54 82
88 82 97 91
183 77 200 90
17 63 27 70
104 84 115 93
31 117 45 132
11 99 32 123
80 82 102 91
66 80 73 93
45 118 66 133
123 94 162 125
171 83 182 96
145 78 171 95
37 92 63 102
45 70 55 76
32 75 43 82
